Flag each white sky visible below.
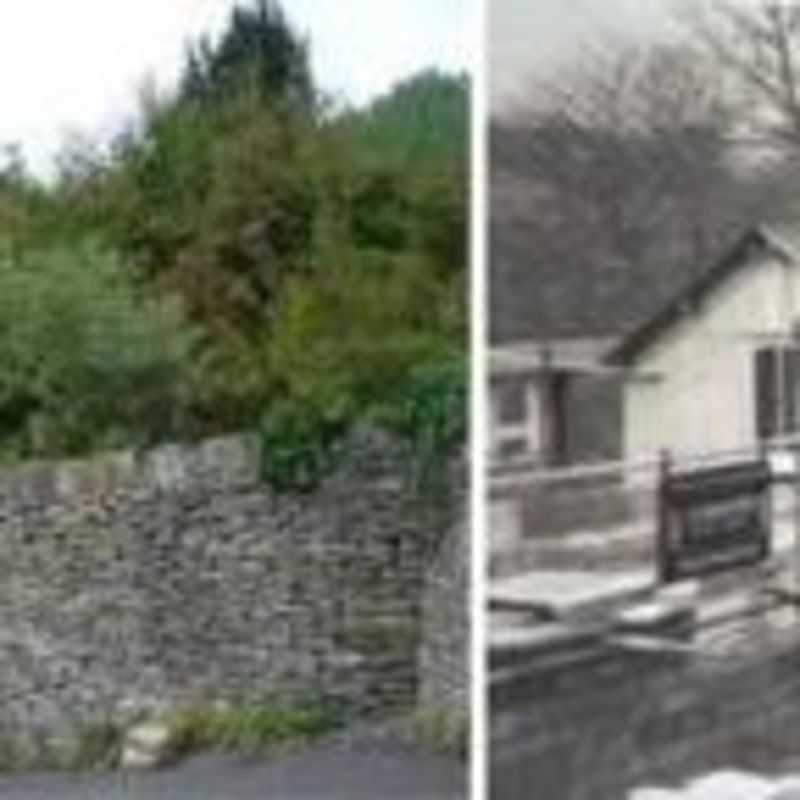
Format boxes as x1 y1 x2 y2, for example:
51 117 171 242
490 0 673 112
0 0 470 178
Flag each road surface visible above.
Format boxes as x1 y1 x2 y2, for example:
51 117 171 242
0 738 465 799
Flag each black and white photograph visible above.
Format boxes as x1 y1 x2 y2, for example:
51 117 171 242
488 2 800 798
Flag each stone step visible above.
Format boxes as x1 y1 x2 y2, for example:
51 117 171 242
489 568 656 625
489 622 598 670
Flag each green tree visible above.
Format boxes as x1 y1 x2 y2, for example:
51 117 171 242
343 70 469 165
0 242 199 459
10 54 468 466
168 103 318 334
179 0 313 111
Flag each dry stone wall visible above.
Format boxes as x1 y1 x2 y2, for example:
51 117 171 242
491 608 800 800
0 429 466 754
418 511 470 712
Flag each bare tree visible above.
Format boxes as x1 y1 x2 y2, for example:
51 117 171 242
491 39 752 341
679 1 800 152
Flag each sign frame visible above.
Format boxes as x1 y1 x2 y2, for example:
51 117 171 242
656 451 772 583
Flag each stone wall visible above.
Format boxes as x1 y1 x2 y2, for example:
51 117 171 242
491 607 800 800
417 510 470 712
0 429 465 754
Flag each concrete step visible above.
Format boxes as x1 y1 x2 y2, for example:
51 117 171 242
490 568 656 625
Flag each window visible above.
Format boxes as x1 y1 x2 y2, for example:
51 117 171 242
755 346 800 439
494 378 527 425
497 438 528 459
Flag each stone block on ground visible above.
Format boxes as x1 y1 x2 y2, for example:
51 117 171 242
613 601 697 640
121 722 172 770
684 770 775 799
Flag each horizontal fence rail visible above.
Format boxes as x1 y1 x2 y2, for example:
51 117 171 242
489 436 800 578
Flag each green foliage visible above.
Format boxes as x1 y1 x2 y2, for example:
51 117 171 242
0 242 199 460
259 351 466 493
259 197 465 491
70 721 122 771
0 0 467 478
341 69 469 166
269 262 456 407
83 96 220 276
370 356 467 491
169 103 319 332
164 702 338 757
0 145 52 256
0 703 337 772
412 707 469 759
259 403 347 492
179 0 313 111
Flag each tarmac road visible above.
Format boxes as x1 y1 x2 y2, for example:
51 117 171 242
0 738 465 800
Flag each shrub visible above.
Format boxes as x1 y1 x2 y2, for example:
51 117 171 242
0 240 199 460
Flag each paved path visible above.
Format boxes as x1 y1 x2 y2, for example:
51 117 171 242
0 740 465 799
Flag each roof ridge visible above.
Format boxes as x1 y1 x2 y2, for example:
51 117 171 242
758 222 800 262
606 225 783 366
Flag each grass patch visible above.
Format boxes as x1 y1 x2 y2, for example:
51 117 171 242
69 721 123 770
0 735 32 773
412 707 468 759
0 703 343 773
163 702 340 759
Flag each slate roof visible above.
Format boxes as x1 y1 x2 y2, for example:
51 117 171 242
606 224 800 366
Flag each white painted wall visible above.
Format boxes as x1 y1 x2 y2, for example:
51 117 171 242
624 253 800 460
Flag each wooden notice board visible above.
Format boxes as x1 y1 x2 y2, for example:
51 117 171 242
657 456 772 583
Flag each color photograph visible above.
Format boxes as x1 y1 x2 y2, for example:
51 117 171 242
0 2 470 798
